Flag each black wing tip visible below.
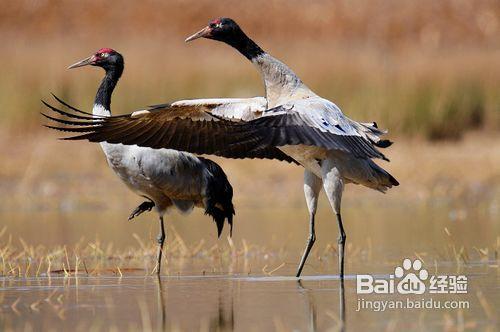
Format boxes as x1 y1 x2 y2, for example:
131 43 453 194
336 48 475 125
43 125 82 140
61 136 83 141
50 93 102 117
41 111 89 126
390 174 400 186
375 139 393 148
43 124 64 131
50 93 66 105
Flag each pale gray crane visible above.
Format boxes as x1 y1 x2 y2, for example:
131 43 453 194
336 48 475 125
42 48 296 274
44 21 398 278
184 18 399 278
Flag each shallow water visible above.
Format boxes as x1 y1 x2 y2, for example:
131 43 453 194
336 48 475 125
1 263 498 331
1 174 499 330
2 197 498 260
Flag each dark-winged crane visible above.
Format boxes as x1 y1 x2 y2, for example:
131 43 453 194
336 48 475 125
44 24 398 278
42 48 295 274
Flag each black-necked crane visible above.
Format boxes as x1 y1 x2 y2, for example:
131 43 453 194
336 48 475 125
185 18 399 278
42 48 294 274
44 19 398 278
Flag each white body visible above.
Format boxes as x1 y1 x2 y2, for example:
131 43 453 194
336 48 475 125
252 54 395 193
94 104 209 214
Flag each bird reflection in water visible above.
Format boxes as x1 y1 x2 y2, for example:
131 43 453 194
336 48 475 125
155 276 234 331
298 278 346 331
156 275 167 331
209 288 235 331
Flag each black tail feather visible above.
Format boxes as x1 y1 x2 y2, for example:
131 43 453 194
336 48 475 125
200 157 235 238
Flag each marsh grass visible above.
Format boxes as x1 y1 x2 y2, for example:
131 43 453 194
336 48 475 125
1 223 498 279
0 131 499 279
0 223 309 278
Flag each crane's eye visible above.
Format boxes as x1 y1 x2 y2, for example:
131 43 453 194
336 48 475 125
100 52 109 58
209 22 222 29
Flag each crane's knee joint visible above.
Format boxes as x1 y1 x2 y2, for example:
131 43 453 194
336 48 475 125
157 234 165 245
337 233 346 245
309 234 316 243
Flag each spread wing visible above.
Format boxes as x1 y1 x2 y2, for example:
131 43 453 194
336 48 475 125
43 94 392 162
237 97 391 160
230 110 388 161
42 95 298 164
162 96 392 160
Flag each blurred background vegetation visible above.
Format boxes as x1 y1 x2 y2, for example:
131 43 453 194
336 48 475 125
0 1 498 263
1 0 499 139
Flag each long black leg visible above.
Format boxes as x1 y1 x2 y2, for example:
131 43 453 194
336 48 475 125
336 213 346 278
156 216 166 275
320 160 345 279
296 214 316 277
296 170 322 278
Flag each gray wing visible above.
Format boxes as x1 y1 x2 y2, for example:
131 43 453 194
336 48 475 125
42 95 389 161
245 97 391 160
234 110 388 160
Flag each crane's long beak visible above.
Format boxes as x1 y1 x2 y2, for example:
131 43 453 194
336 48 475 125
185 26 212 42
67 55 95 69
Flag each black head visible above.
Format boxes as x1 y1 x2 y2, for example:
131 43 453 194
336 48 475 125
185 18 243 43
185 18 263 60
68 48 124 72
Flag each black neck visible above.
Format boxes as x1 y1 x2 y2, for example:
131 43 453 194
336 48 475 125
226 31 264 60
95 65 123 110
